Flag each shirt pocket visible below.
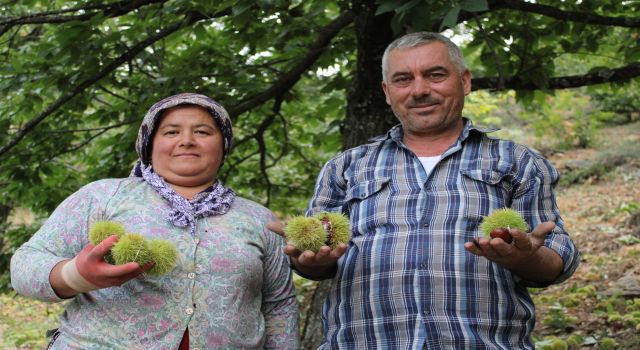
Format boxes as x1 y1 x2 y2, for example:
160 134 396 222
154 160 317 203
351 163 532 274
344 177 391 237
459 168 513 232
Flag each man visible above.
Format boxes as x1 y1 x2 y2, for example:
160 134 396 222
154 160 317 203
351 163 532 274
273 32 580 349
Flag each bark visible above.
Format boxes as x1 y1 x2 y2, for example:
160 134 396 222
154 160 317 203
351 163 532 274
342 0 396 150
300 280 333 349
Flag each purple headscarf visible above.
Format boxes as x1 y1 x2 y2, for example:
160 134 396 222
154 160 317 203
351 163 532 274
130 93 236 234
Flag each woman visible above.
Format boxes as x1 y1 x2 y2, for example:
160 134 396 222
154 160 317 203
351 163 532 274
10 93 299 349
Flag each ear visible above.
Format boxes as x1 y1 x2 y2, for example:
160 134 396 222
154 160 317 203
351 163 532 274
381 81 391 105
462 70 472 96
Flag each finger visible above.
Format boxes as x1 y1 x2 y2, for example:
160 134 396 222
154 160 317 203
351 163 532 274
90 235 120 259
140 261 155 272
283 244 302 258
478 238 501 258
530 221 556 240
297 250 317 265
315 246 331 260
266 221 286 237
329 244 348 259
490 239 512 256
464 241 484 256
102 261 142 278
512 232 533 251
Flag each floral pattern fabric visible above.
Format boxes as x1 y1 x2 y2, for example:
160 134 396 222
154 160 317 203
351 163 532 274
11 178 299 350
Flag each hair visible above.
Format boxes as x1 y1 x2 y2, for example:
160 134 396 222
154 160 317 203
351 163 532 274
381 31 467 82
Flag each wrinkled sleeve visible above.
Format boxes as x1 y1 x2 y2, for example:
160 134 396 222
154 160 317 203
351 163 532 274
305 154 349 216
10 182 110 302
512 150 581 287
261 214 300 349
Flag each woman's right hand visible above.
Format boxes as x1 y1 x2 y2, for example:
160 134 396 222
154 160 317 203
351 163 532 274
50 235 153 298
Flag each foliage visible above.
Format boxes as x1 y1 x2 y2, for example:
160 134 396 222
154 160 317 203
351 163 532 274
0 223 40 291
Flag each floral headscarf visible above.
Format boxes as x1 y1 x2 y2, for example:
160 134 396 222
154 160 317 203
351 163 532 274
130 93 236 234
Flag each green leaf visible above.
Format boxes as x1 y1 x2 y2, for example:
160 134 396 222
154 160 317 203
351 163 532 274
460 0 489 12
440 5 461 30
375 0 404 15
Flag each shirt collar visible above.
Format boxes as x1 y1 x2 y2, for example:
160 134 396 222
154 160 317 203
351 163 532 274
370 117 499 145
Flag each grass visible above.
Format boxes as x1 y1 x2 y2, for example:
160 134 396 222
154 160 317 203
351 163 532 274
0 293 64 349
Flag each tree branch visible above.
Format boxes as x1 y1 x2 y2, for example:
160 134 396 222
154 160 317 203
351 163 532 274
486 0 640 28
0 12 209 159
227 10 355 118
471 62 640 91
0 0 168 36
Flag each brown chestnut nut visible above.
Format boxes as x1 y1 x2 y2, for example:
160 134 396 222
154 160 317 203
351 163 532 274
490 228 512 243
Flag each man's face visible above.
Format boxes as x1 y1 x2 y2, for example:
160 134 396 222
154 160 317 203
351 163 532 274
382 42 471 138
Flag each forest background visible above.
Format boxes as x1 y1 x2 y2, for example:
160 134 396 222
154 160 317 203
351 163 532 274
1 0 639 349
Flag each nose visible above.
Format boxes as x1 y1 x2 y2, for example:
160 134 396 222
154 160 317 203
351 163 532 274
179 132 195 147
410 76 431 98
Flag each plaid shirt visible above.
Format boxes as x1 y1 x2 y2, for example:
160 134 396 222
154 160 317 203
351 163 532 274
306 119 580 349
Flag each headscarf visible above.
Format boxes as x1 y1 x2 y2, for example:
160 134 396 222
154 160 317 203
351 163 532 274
130 93 236 234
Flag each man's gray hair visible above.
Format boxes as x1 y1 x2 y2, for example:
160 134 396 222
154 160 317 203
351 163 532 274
381 31 467 82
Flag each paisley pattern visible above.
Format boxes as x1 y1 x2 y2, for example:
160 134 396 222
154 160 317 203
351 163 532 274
140 163 235 235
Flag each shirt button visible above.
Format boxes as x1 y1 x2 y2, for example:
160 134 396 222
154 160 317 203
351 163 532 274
420 263 427 268
423 223 429 227
185 308 194 315
187 272 196 279
423 310 430 316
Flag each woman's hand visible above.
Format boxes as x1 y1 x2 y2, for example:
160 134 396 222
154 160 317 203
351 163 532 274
267 221 347 280
51 235 153 298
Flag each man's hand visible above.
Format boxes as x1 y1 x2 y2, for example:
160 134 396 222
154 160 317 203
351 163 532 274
464 221 563 283
267 220 347 280
52 235 153 297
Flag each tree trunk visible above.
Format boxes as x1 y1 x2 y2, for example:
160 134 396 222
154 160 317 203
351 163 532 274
342 0 396 150
300 1 396 348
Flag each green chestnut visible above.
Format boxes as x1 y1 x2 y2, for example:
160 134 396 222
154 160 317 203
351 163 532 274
285 212 351 253
111 233 154 266
89 221 126 245
88 220 126 264
480 208 529 239
147 239 179 276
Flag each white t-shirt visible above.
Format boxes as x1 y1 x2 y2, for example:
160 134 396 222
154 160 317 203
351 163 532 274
419 156 440 176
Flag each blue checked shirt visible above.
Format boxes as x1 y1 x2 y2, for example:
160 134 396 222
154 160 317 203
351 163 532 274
306 119 580 349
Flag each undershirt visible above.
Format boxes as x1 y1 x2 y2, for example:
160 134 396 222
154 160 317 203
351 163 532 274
418 156 440 176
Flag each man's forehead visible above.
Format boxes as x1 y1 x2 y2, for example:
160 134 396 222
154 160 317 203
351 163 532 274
388 45 451 74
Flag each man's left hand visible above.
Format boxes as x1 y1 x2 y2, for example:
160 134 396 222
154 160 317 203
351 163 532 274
464 221 555 269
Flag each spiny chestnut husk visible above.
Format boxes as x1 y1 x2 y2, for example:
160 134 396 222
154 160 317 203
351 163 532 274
111 233 154 266
89 221 126 245
285 212 351 253
480 208 529 240
88 221 179 276
147 239 179 276
88 221 127 264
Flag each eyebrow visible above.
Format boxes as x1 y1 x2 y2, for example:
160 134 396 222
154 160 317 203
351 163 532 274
391 65 449 78
159 123 216 129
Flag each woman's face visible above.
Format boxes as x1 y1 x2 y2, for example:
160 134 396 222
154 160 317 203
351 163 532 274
151 105 223 188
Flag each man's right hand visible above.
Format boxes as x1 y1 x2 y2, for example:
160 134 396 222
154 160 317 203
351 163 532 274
267 221 347 280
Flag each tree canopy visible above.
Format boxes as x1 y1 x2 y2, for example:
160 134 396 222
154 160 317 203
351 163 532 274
1 0 638 217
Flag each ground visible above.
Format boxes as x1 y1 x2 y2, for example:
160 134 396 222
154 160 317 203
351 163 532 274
1 122 639 349
532 121 640 349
